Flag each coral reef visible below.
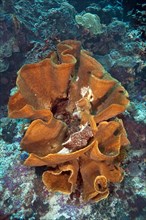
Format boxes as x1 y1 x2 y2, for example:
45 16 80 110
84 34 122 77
8 40 129 203
0 0 146 219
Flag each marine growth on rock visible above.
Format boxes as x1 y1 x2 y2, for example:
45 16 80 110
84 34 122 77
8 40 130 202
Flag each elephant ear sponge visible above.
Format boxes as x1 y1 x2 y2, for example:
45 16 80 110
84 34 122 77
8 40 130 203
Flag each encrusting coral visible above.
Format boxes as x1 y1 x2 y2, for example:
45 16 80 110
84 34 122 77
8 40 130 202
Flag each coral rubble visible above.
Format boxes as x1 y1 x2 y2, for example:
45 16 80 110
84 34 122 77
8 40 130 203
